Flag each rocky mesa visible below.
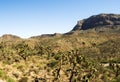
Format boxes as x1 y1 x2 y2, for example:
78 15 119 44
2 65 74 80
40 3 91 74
72 13 120 32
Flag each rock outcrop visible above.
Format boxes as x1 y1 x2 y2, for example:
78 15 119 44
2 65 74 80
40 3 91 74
72 14 120 31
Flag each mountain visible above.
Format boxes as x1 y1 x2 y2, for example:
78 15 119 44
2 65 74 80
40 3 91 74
29 14 120 38
72 13 120 32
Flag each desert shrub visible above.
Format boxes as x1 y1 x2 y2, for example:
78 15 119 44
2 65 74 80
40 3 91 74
0 69 5 79
47 59 58 68
7 78 16 82
54 54 61 60
101 74 110 82
19 77 28 82
112 75 120 82
17 65 25 72
0 69 15 82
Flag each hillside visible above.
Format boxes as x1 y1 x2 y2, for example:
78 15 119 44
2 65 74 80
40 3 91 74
0 34 21 42
0 14 120 82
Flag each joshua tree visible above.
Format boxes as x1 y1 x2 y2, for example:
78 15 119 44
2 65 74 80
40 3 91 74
46 46 53 60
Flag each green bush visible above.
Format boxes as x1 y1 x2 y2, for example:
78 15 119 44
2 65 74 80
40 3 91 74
54 54 61 60
7 78 16 82
47 59 58 68
0 69 7 79
112 75 120 82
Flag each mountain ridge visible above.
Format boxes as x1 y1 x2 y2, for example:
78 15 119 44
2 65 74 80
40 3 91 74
72 13 120 31
0 13 120 39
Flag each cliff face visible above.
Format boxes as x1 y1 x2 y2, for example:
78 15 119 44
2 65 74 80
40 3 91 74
72 14 120 31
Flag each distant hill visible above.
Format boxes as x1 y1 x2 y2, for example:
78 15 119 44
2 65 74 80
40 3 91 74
0 34 21 41
30 33 62 39
72 13 120 32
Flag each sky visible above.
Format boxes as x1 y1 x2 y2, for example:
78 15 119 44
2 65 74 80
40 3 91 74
0 0 120 38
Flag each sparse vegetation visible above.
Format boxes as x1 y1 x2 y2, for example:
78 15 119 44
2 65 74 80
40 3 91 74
0 14 120 82
0 32 120 82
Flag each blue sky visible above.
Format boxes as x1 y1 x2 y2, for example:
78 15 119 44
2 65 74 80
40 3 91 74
0 0 120 38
